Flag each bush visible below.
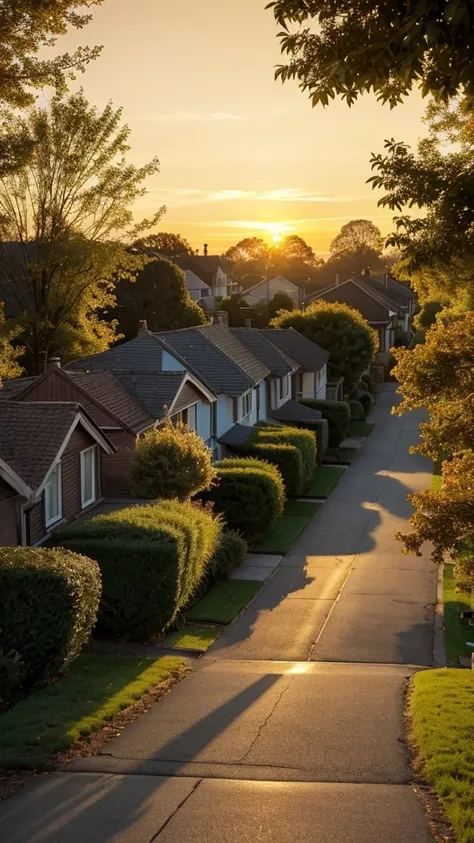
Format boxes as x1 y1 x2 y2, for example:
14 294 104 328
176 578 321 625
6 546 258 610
359 394 373 418
0 548 101 693
131 421 216 500
0 648 26 707
348 399 366 421
299 398 351 446
207 530 248 585
200 457 285 542
246 441 304 495
53 501 221 639
253 425 316 484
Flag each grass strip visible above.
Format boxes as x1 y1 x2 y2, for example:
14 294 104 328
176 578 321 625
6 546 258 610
284 500 322 517
300 465 345 498
0 655 186 770
410 669 474 843
162 624 221 652
186 580 261 624
348 420 374 437
254 515 312 553
443 564 474 664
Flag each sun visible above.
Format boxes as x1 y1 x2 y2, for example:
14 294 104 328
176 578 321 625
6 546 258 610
265 222 290 245
272 232 282 244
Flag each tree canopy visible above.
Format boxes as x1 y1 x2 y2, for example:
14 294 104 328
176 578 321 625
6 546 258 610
329 220 384 263
268 0 474 108
0 1 103 109
0 303 23 381
0 91 164 373
133 232 194 257
271 300 377 387
276 234 322 267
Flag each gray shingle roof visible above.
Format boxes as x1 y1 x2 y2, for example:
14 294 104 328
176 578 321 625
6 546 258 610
67 334 166 372
259 329 329 373
0 377 36 398
198 324 269 384
218 423 255 447
230 328 296 377
354 278 403 313
109 371 186 421
68 371 155 432
270 400 322 424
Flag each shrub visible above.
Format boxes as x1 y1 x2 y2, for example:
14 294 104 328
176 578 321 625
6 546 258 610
130 421 216 500
53 501 221 639
207 530 248 585
348 399 366 421
0 548 101 692
0 648 26 707
253 425 316 483
292 418 329 463
299 398 351 446
359 394 373 418
246 441 304 494
200 457 285 542
360 373 375 396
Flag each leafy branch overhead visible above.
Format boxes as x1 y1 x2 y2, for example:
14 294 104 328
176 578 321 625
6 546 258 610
268 0 474 108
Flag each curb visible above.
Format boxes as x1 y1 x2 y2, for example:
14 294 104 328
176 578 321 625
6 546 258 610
432 562 447 668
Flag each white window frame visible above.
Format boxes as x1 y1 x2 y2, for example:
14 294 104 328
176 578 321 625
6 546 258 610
279 375 289 401
186 403 198 431
80 445 98 509
44 462 62 527
240 390 253 420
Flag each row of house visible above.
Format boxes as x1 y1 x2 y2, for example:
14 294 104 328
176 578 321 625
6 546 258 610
0 322 329 547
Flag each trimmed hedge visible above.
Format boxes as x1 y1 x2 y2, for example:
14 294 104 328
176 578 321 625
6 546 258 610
207 530 247 585
299 398 351 447
52 501 221 639
348 399 366 421
200 457 285 542
253 425 316 484
292 418 329 464
359 393 373 418
246 441 304 495
0 548 101 696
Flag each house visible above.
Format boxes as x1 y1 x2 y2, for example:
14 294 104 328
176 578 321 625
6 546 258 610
242 275 304 308
0 400 114 546
257 328 329 400
172 251 236 305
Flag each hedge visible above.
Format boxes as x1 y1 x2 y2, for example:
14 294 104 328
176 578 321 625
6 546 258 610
359 393 373 418
0 548 101 699
291 418 329 464
245 441 304 495
52 501 221 639
253 426 316 484
206 530 247 586
348 399 366 421
200 457 285 542
299 399 351 447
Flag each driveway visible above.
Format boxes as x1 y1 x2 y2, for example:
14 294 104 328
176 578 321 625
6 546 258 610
0 386 436 843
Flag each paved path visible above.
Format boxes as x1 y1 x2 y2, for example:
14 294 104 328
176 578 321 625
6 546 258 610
0 387 436 842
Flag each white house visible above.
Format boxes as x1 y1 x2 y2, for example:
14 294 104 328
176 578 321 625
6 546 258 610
242 275 304 308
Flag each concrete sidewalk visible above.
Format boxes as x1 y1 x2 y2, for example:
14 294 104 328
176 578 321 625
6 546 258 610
0 386 436 842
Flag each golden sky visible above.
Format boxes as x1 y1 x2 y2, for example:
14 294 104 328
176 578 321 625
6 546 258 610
60 0 428 256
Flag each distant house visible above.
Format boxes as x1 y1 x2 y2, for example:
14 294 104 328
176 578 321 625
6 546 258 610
172 252 236 305
0 400 113 546
242 275 304 308
257 328 328 401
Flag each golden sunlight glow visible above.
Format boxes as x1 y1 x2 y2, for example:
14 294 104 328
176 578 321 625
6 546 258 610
272 232 282 244
265 222 291 244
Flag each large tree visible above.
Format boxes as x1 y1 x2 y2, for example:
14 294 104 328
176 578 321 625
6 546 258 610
276 234 323 267
0 303 23 381
133 232 193 257
271 300 377 387
329 220 384 264
223 237 270 288
0 91 164 373
268 0 474 108
0 0 103 109
113 258 206 339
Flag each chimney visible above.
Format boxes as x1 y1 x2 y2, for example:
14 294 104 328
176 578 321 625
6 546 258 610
244 318 252 329
48 356 61 369
137 319 151 337
214 310 229 326
335 273 340 287
203 243 208 257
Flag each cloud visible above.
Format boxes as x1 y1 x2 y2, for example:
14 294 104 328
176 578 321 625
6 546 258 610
151 111 241 122
146 187 364 208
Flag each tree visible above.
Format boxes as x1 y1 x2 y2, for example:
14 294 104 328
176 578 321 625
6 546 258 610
114 258 206 338
276 235 322 267
0 303 23 381
131 421 216 501
267 291 294 320
133 232 193 257
269 0 474 108
0 0 103 109
271 300 377 387
0 91 165 373
223 237 270 288
218 295 252 328
329 220 384 264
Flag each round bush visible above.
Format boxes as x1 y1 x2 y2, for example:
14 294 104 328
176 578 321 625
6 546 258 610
359 393 373 418
349 399 366 421
131 420 216 500
0 547 101 690
299 398 351 447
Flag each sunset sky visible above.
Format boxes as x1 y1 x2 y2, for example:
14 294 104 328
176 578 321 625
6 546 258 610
59 0 428 256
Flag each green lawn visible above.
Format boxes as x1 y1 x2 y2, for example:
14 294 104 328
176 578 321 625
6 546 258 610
410 669 474 843
443 564 474 664
325 447 359 465
348 420 374 437
162 624 222 652
300 465 345 498
254 515 312 553
284 499 322 517
0 655 186 770
186 580 261 624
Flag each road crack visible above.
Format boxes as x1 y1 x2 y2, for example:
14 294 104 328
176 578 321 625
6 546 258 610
237 676 294 763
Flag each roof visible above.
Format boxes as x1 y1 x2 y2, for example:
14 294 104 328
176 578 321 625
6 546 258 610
218 423 255 448
230 328 297 377
0 377 36 398
172 254 228 284
68 371 154 433
107 371 187 421
270 400 322 424
354 277 404 313
156 325 269 396
258 328 329 373
0 401 113 495
311 280 393 324
370 274 416 300
66 334 166 373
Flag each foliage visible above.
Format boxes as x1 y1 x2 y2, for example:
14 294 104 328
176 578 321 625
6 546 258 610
348 399 366 421
0 647 26 707
0 91 164 373
267 291 294 319
223 237 270 287
359 394 373 418
276 234 323 267
223 234 323 289
200 457 285 542
206 531 248 587
299 398 351 447
271 300 377 388
0 547 101 694
360 372 377 397
254 425 316 483
269 0 474 107
218 294 253 327
413 301 444 332
329 220 383 262
53 501 222 639
0 655 185 770
133 232 193 256
246 440 304 495
0 302 23 380
114 258 206 338
131 422 215 501
0 1 103 110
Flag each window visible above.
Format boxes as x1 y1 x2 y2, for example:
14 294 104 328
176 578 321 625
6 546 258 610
80 445 98 509
44 462 62 527
241 391 252 418
279 376 289 400
170 404 198 430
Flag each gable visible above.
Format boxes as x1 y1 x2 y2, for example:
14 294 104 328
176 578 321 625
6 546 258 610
318 281 391 323
172 382 207 414
15 370 122 429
